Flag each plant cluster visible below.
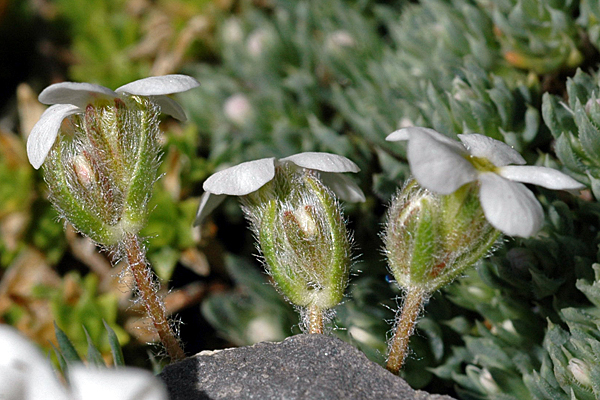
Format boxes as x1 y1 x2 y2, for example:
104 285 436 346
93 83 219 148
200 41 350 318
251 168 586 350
3 0 600 399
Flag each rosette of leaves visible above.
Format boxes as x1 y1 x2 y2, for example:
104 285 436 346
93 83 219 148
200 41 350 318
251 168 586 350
578 0 600 50
180 0 383 173
377 0 500 96
332 0 502 153
480 0 584 74
542 69 599 197
431 195 600 399
413 62 542 153
526 264 600 399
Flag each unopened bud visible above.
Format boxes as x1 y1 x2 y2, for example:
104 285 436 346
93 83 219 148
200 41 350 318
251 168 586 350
72 154 94 188
568 358 593 389
478 369 500 394
241 165 352 310
292 206 318 237
384 179 499 292
43 95 161 245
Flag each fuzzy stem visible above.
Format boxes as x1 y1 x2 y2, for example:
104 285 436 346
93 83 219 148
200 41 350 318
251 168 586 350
123 232 185 361
307 304 324 334
386 286 426 374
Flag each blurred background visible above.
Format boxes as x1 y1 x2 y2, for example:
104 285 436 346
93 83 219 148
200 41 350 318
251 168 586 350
3 0 600 398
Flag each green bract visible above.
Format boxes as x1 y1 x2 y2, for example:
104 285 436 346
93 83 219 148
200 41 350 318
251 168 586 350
27 75 199 246
384 180 500 293
242 164 352 310
43 96 161 245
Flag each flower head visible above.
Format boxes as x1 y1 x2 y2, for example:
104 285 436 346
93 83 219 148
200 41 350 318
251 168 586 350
194 152 365 226
387 127 584 237
27 74 199 169
195 152 364 329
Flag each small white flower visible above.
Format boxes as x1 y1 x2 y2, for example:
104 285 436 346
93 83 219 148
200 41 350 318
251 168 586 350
387 127 584 237
194 152 365 226
223 94 253 126
0 325 168 400
27 74 200 169
221 18 244 45
246 29 269 57
325 30 355 51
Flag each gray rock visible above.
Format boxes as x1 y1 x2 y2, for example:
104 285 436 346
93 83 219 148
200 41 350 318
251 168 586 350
159 334 455 400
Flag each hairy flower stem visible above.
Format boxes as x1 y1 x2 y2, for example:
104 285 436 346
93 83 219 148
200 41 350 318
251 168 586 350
386 286 426 374
123 233 185 361
308 304 324 334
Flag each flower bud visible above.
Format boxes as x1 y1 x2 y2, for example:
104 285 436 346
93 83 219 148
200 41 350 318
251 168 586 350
241 164 352 310
568 358 593 389
384 179 499 293
223 94 253 126
43 95 161 246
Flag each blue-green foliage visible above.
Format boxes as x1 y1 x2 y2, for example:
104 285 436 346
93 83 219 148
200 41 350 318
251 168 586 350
5 0 600 397
53 321 126 381
187 0 600 396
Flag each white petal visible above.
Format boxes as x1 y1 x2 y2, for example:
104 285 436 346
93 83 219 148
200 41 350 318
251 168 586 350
69 365 168 400
407 130 477 194
385 129 410 141
319 172 366 202
0 326 68 400
194 192 227 226
150 95 187 121
203 158 276 195
458 134 526 166
478 172 543 237
38 82 117 106
498 165 585 190
279 152 360 173
27 104 81 169
0 365 26 400
388 127 464 149
116 75 200 96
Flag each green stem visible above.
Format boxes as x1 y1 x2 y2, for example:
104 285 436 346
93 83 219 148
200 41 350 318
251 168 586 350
308 304 324 334
386 286 426 374
123 232 185 361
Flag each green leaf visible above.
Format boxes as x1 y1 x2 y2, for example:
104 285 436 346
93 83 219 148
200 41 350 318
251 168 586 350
542 93 576 139
574 100 600 165
84 326 106 367
103 320 125 366
51 343 69 379
54 322 82 363
555 133 586 176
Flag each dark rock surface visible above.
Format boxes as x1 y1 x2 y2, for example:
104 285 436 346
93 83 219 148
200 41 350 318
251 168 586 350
159 334 455 400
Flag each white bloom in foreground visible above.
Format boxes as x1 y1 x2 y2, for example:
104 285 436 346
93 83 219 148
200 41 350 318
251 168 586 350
194 152 365 225
27 74 200 169
0 325 168 400
387 127 584 237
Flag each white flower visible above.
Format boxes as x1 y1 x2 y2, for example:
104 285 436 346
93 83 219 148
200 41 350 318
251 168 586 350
0 325 167 400
325 30 355 51
386 127 585 237
223 94 253 125
27 74 200 169
194 152 365 226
